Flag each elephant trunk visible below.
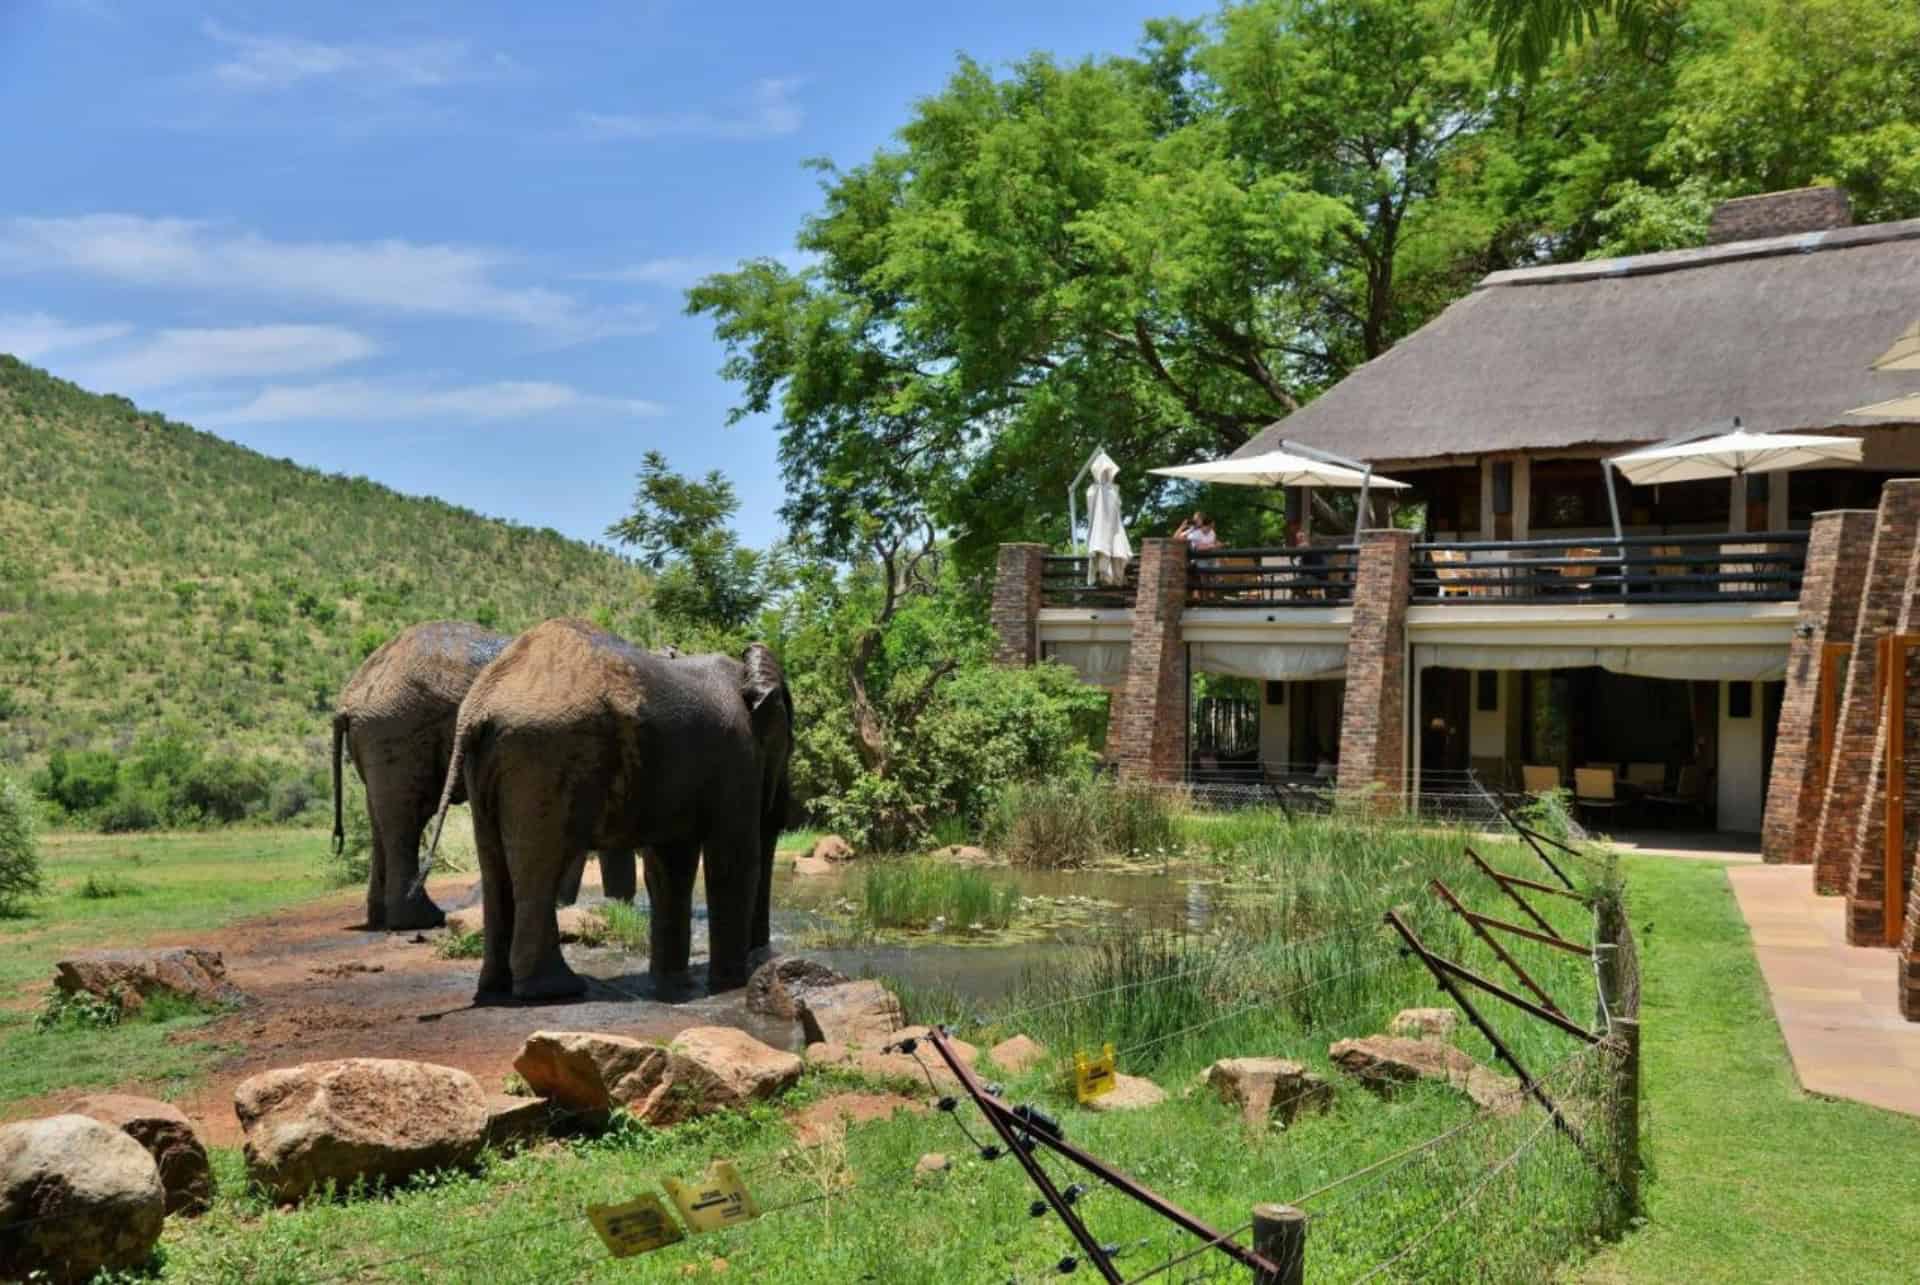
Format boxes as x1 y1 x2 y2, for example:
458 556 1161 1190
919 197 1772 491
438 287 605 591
330 714 348 856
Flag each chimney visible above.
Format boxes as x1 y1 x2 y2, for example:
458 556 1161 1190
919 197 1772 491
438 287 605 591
1707 185 1852 245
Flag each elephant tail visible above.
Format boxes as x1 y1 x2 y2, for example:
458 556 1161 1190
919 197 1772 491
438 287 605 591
330 713 348 855
415 703 475 899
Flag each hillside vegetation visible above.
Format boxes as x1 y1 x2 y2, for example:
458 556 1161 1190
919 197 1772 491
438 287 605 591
0 356 649 822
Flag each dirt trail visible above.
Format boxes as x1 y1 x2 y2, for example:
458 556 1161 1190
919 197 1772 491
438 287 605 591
22 874 801 1147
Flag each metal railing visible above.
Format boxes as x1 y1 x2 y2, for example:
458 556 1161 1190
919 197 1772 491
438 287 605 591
1410 531 1808 605
1185 544 1359 607
1040 554 1138 609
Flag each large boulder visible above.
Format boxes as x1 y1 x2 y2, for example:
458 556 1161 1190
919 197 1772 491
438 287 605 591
1084 1074 1167 1113
72 1094 213 1216
513 1028 801 1125
803 1034 978 1090
930 845 993 865
0 1114 165 1284
53 947 244 1016
1388 1008 1459 1041
1328 1036 1519 1113
987 1035 1049 1075
797 981 904 1048
1203 1059 1333 1129
810 835 856 863
234 1059 490 1201
745 955 850 1020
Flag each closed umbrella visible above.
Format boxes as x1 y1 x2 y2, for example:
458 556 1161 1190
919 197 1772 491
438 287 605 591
1084 450 1133 587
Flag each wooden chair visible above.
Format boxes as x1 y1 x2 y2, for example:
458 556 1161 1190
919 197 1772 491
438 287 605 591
1573 767 1622 828
1556 546 1605 594
1521 764 1561 795
1647 765 1708 825
1431 548 1472 598
1624 762 1666 791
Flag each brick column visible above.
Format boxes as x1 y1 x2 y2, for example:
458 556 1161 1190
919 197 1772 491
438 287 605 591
1846 525 1920 945
1900 840 1920 1017
1811 481 1920 894
1338 529 1414 804
1761 510 1875 863
1114 539 1189 783
991 543 1047 666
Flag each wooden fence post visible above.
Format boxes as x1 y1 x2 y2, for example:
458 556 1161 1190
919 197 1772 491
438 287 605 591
1251 1203 1305 1285
1611 1017 1642 1221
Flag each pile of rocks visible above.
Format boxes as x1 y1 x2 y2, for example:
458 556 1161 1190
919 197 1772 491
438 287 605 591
1327 1007 1520 1112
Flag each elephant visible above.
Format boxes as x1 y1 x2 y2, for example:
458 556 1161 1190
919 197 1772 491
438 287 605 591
420 618 793 1001
331 620 652 930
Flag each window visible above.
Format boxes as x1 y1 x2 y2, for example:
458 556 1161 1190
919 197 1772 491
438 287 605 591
1265 680 1286 706
1476 670 1499 712
1729 682 1753 719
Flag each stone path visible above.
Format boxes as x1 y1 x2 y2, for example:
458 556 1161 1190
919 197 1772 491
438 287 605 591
1728 863 1920 1117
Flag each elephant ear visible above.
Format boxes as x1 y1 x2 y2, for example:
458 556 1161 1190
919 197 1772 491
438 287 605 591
740 642 791 727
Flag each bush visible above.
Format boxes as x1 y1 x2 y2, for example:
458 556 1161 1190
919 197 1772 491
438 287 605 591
988 774 1181 867
34 748 121 815
95 787 163 833
0 773 43 916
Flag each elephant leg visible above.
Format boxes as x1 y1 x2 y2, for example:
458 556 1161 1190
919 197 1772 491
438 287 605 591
374 792 444 931
506 838 586 1001
703 817 761 990
643 843 697 978
599 849 638 903
471 801 514 998
365 809 389 930
751 830 774 953
554 851 588 906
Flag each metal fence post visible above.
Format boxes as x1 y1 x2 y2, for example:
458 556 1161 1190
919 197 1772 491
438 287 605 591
1251 1204 1305 1285
1611 1017 1642 1221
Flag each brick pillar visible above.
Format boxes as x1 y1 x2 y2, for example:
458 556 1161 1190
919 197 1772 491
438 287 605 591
1338 529 1414 804
1761 510 1875 863
991 543 1046 666
1811 481 1920 894
1114 539 1189 783
1846 524 1920 945
1900 826 1920 1016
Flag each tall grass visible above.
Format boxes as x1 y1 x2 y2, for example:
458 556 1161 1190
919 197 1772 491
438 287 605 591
987 775 1181 866
858 861 1022 933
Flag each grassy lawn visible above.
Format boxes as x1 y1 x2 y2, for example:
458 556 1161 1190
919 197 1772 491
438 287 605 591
0 829 336 1108
1579 856 1920 1284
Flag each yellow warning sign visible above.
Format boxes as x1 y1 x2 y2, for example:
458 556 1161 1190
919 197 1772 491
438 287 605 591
1073 1043 1116 1103
662 1160 761 1233
587 1192 684 1258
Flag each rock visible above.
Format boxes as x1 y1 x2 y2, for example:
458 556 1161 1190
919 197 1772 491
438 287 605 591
1328 1036 1520 1113
1202 1059 1334 1129
810 835 856 863
805 1040 849 1067
987 1035 1049 1075
791 855 835 877
72 1094 213 1216
52 947 244 1016
914 1153 950 1180
892 1026 979 1063
444 906 483 936
788 1092 926 1146
1388 1008 1458 1041
0 1114 165 1283
745 955 850 1021
443 906 606 944
514 1028 800 1126
930 845 993 864
482 1094 557 1153
801 1039 976 1090
234 1058 490 1201
1084 1074 1167 1112
797 980 904 1048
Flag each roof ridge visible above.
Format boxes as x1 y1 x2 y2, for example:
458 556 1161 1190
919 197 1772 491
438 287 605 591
1479 218 1920 290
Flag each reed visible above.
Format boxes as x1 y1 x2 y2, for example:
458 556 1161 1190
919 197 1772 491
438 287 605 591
858 860 1022 933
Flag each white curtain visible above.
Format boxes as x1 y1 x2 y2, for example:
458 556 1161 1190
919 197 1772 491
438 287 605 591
1190 641 1349 682
1414 642 1785 682
1043 641 1130 686
1085 451 1133 587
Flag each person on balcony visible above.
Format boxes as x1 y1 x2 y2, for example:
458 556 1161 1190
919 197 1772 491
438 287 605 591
1174 511 1220 551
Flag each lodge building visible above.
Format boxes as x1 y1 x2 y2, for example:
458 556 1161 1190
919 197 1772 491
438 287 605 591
990 188 1920 1019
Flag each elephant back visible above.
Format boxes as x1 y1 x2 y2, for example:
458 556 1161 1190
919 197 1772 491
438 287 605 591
337 620 511 721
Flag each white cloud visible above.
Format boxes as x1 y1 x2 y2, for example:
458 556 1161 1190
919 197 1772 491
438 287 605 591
590 256 730 288
0 312 131 362
579 78 803 142
204 378 666 426
0 214 637 340
202 22 508 94
73 324 376 389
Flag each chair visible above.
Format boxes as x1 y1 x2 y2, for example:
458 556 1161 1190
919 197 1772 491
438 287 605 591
1647 765 1708 825
1431 548 1472 598
1521 764 1561 794
1573 767 1622 828
1624 762 1666 791
1556 546 1605 594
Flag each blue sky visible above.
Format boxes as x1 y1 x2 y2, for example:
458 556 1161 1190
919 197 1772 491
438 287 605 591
0 0 1207 550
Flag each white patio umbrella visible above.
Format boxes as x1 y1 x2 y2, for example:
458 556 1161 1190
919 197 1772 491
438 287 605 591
1082 449 1133 586
1607 419 1863 486
1148 441 1409 533
1848 392 1920 419
1870 319 1920 371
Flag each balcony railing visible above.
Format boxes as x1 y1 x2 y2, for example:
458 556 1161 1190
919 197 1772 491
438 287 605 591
1410 531 1809 605
1041 554 1139 609
1186 545 1359 607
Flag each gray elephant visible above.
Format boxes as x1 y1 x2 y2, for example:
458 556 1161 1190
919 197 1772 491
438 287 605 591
421 619 793 1000
331 620 647 930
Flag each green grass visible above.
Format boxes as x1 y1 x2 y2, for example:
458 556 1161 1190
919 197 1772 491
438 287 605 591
1577 856 1920 1284
0 829 333 1108
592 900 651 952
858 861 1023 933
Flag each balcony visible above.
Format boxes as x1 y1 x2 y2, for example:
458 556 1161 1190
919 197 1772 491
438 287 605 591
1410 532 1809 604
1041 555 1138 609
1185 545 1359 608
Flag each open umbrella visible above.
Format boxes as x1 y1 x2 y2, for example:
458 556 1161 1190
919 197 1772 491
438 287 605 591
1871 319 1920 372
1849 393 1920 419
1082 450 1132 587
1602 417 1863 540
1149 440 1408 533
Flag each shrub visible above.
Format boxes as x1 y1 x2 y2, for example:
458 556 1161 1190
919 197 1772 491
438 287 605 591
0 687 17 721
858 861 1021 933
353 626 389 660
988 774 1181 867
34 748 121 815
75 872 141 899
437 930 484 959
34 988 122 1032
95 788 162 833
0 773 43 915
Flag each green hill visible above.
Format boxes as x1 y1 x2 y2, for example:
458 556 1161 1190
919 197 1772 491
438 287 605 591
0 356 649 821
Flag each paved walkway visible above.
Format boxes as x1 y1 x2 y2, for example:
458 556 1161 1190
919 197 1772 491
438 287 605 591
1609 829 1762 862
1728 863 1920 1117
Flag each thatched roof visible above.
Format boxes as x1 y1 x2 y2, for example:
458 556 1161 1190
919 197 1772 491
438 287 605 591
1239 219 1920 467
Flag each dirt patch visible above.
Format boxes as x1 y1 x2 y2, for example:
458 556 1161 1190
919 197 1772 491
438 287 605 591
786 1092 927 1146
